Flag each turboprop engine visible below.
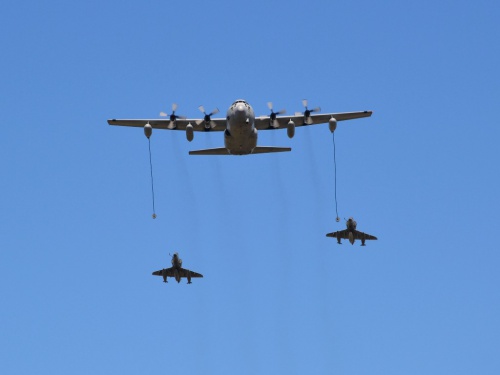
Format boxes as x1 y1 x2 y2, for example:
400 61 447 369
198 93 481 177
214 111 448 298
186 123 194 142
287 120 295 139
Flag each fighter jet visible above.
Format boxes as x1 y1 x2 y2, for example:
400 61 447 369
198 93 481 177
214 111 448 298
326 217 377 246
152 253 203 284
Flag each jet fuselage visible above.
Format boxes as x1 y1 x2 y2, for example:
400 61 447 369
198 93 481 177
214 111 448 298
346 217 358 245
170 253 184 283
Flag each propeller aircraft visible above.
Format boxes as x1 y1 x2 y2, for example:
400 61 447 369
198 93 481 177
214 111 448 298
108 99 372 155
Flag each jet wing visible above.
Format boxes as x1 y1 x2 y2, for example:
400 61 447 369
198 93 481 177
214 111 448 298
107 118 226 132
326 229 377 240
151 267 203 278
326 229 350 239
152 267 175 277
352 230 377 241
255 111 372 130
178 267 203 278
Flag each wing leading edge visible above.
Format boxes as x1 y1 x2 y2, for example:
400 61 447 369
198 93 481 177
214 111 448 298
109 110 372 132
255 111 372 130
108 118 226 132
152 267 203 278
326 229 378 240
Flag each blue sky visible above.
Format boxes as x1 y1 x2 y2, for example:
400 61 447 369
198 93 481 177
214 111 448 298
1 0 499 374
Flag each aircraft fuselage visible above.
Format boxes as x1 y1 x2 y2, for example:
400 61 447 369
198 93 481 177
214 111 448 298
346 218 357 245
171 253 184 283
346 218 357 231
224 100 257 155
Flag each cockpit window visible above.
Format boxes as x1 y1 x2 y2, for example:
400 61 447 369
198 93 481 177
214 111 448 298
230 99 251 112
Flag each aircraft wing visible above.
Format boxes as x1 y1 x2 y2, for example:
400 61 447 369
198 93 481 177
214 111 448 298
254 111 372 130
178 267 203 278
326 229 350 239
326 229 377 240
107 118 226 131
151 267 203 278
352 230 377 241
152 267 175 277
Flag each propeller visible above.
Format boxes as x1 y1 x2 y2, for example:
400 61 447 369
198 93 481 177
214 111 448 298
267 102 286 128
295 99 321 125
196 105 220 129
160 103 186 129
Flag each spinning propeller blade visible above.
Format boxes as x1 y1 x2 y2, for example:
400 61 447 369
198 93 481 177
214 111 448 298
267 102 286 128
159 103 185 129
301 99 321 125
197 105 219 128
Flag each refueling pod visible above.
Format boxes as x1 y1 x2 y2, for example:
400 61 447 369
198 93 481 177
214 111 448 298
186 123 194 142
287 120 295 139
144 123 152 139
329 117 337 133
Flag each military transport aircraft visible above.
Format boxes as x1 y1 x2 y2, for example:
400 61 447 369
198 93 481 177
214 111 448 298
152 253 203 284
108 99 372 155
326 217 378 246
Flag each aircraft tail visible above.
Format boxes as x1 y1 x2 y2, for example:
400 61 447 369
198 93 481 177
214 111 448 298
189 147 230 155
251 146 291 154
189 146 291 155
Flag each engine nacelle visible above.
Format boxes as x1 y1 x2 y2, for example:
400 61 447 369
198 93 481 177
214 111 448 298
186 123 194 142
144 123 152 139
287 120 295 139
328 118 337 133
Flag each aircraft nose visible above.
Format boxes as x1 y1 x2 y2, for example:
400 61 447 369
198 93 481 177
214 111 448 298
233 103 247 120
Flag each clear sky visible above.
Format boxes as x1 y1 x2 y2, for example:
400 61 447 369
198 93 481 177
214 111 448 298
1 0 499 374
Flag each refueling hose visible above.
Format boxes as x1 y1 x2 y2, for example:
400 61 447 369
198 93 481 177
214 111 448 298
148 138 157 219
333 132 340 222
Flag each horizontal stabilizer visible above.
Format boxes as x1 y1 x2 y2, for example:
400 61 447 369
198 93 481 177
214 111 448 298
189 146 291 155
251 146 291 154
189 147 230 155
